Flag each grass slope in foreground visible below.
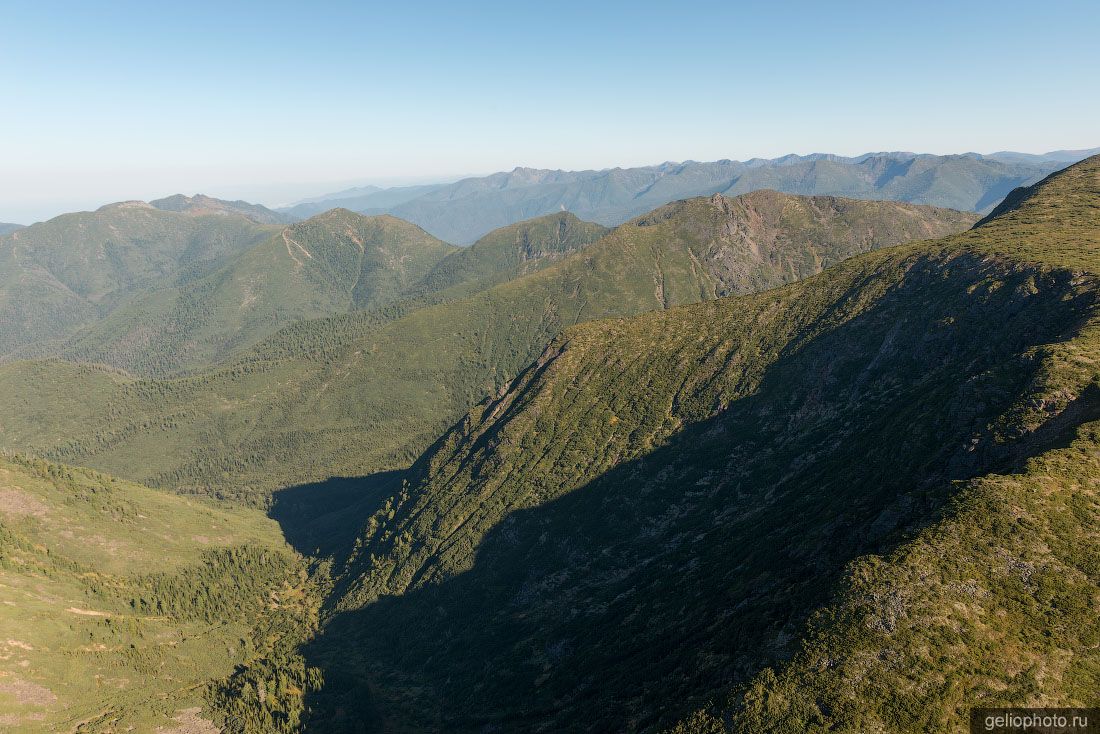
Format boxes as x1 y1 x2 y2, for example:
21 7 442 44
0 194 975 502
0 456 316 733
295 156 1100 732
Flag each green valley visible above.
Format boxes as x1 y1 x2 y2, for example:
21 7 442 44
0 193 975 501
6 3 1100 731
3 4 1098 731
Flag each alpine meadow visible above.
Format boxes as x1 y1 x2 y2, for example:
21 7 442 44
1 2 1099 732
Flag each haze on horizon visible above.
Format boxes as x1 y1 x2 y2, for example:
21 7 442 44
2 0 1098 224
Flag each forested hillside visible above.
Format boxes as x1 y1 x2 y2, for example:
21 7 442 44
54 210 458 375
0 194 975 501
150 193 298 224
290 156 1100 732
1 208 605 378
0 201 277 357
4 1 1095 732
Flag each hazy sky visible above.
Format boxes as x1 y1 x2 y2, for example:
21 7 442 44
2 0 1098 223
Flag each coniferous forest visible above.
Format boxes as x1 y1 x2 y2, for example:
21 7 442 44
1 3 1098 732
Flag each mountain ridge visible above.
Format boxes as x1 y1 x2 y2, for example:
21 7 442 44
0 158 1095 732
295 155 1100 732
0 192 977 499
149 193 298 225
0 203 278 357
283 150 1089 243
48 208 459 375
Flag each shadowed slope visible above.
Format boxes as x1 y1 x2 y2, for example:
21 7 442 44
297 157 1100 732
692 153 1100 734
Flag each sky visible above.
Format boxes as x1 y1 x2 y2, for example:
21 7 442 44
1 0 1098 223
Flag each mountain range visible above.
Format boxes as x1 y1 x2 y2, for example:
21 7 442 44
0 201 279 357
0 154 1097 732
279 184 447 220
277 149 1099 244
292 154 1100 731
149 193 298 225
50 210 459 375
0 192 975 500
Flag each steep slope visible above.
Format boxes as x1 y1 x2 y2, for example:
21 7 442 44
0 194 976 500
0 203 276 356
54 209 459 375
322 152 1065 243
399 210 611 304
223 211 612 367
293 157 1100 731
0 223 23 236
0 455 316 732
150 193 297 225
684 150 1100 734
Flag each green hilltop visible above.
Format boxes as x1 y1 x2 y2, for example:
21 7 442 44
0 193 976 501
400 210 611 304
0 201 278 358
149 193 298 225
55 209 460 375
289 156 1100 731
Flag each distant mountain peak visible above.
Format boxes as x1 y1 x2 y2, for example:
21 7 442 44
149 193 294 225
299 207 433 234
97 200 155 212
268 150 1090 245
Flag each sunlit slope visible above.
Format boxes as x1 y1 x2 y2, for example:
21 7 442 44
0 194 975 500
372 153 1057 243
304 157 1100 731
244 210 613 363
402 210 611 304
0 202 276 357
691 150 1100 734
0 456 314 732
55 210 458 375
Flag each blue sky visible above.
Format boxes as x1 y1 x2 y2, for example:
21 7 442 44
1 0 1098 222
